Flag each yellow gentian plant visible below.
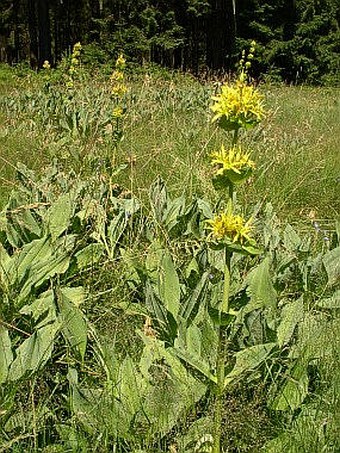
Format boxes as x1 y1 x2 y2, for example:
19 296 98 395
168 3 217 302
208 42 265 453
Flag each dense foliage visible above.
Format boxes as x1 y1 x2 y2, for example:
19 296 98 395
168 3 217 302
1 0 339 84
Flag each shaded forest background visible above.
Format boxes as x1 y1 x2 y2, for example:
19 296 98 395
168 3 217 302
0 0 339 84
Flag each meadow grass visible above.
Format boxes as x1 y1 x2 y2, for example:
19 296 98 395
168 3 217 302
1 67 339 225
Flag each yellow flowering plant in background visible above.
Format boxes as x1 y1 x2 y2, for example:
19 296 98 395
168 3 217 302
106 54 128 173
66 42 82 89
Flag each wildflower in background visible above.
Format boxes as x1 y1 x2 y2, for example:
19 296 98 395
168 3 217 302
115 54 126 71
110 55 127 100
66 42 82 89
42 60 51 70
210 144 255 185
112 106 123 118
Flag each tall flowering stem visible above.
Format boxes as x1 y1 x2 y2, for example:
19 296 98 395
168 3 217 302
207 42 265 453
108 54 128 173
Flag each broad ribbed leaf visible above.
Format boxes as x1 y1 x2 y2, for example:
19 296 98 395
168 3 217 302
18 252 71 305
245 257 277 329
12 236 52 285
283 224 301 252
75 243 104 270
180 271 209 323
158 252 180 319
225 342 276 386
277 297 304 347
316 290 340 309
118 356 141 415
323 247 340 287
271 362 308 410
8 322 59 381
57 288 87 360
0 325 13 383
172 347 217 384
47 193 74 241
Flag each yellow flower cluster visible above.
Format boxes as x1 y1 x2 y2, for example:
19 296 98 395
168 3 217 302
42 60 51 70
110 54 127 98
211 80 265 131
211 145 255 175
206 211 253 244
66 42 82 88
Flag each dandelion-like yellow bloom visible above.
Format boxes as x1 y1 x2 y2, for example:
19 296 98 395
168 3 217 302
42 60 50 70
211 80 265 131
206 211 253 244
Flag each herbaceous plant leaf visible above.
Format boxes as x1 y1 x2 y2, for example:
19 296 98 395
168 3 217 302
8 322 60 381
316 290 340 309
47 192 74 241
271 362 309 411
225 342 276 387
323 246 340 287
56 288 87 361
277 297 304 347
0 325 13 383
158 251 180 319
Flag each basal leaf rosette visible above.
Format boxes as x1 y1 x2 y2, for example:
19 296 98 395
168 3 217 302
206 208 261 255
210 144 255 189
211 79 265 132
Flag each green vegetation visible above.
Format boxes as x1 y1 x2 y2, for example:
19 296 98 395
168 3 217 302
0 58 339 453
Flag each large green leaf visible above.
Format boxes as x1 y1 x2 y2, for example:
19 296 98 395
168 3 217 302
0 325 13 383
283 224 301 252
158 251 180 319
56 288 87 360
172 346 217 384
316 290 340 309
18 252 71 305
180 271 209 323
11 236 52 286
46 192 74 241
8 322 60 381
0 243 11 290
245 257 277 329
20 290 57 328
162 196 185 231
277 297 304 347
271 362 308 411
225 342 277 387
149 177 168 222
323 246 340 287
75 243 104 270
118 356 142 416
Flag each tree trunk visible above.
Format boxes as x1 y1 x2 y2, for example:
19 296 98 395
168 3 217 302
206 0 236 71
28 0 38 67
37 0 51 66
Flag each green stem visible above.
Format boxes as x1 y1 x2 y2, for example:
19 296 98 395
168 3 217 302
213 248 232 453
232 128 239 146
